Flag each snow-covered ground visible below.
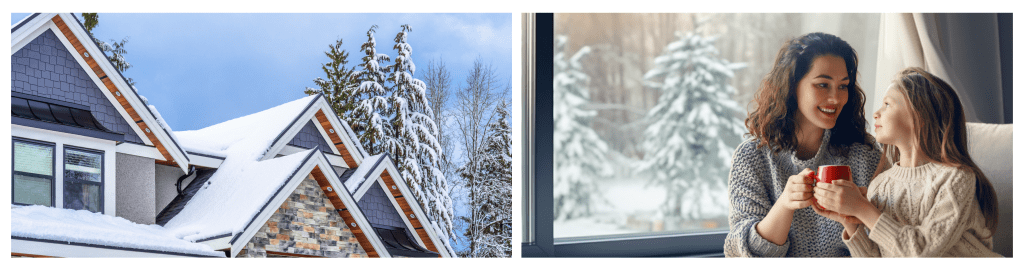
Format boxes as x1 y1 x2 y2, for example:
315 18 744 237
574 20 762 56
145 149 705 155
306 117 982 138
554 155 729 239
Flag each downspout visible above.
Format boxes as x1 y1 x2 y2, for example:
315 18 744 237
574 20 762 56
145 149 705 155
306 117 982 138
175 166 196 196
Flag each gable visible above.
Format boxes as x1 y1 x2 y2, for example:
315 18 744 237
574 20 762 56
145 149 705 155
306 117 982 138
236 175 367 258
11 29 144 144
286 120 334 155
358 182 408 230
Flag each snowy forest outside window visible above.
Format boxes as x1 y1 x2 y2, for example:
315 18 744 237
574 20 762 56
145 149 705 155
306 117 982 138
552 13 880 240
13 138 55 207
63 147 103 213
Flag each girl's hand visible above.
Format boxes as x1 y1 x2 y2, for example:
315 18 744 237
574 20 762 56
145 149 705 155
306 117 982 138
811 201 862 227
778 168 816 211
813 179 870 217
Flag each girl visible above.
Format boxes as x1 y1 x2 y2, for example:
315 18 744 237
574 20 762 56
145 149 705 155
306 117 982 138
813 67 1001 257
723 32 881 257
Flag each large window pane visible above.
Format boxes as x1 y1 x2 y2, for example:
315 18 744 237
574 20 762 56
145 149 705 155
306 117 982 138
63 147 103 213
552 13 879 239
13 140 54 206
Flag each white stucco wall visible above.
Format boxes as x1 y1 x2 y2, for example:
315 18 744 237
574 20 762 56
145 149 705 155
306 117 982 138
155 164 196 215
115 152 155 224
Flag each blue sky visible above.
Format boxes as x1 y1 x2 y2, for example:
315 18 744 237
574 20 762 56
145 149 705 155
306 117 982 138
11 13 514 132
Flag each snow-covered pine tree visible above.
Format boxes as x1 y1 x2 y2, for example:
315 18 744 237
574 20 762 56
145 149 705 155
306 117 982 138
477 100 512 257
351 25 392 155
384 24 456 245
552 35 612 221
638 32 746 221
305 38 360 121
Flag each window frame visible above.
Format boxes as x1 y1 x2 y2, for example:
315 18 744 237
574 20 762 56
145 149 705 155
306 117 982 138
12 137 56 207
520 13 726 257
61 145 105 214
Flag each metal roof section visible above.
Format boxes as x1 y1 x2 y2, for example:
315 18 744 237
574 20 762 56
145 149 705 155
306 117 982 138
372 225 441 258
12 92 124 142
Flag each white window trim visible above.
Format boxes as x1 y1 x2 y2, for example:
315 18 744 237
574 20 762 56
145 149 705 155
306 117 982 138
13 124 117 216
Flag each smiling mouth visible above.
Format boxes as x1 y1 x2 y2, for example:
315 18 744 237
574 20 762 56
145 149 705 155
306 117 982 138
818 107 837 114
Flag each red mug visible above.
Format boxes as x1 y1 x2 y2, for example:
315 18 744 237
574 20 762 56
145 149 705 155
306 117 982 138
810 165 851 210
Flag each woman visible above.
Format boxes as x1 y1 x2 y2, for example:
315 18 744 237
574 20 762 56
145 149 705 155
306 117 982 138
723 32 881 257
813 68 1001 257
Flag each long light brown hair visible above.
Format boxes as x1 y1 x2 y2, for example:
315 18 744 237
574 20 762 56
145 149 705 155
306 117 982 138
746 32 873 156
885 67 998 233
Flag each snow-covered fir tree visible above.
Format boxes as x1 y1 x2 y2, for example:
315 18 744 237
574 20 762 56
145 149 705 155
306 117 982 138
552 35 612 221
638 32 746 220
351 25 392 155
457 100 512 258
305 38 360 121
81 13 134 86
384 24 455 243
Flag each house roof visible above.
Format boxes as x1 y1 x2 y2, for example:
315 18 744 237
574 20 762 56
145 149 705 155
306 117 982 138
11 206 223 257
11 13 191 172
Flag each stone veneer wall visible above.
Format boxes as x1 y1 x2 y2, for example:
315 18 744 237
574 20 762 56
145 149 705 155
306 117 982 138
236 174 367 258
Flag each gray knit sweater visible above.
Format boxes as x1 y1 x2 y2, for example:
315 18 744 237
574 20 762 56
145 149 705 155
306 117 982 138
724 130 880 257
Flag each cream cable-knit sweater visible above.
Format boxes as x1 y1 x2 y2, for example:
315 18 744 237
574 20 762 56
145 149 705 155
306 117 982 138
843 162 1001 257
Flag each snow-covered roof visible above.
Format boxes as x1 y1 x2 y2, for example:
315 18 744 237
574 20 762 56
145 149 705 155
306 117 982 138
344 154 385 193
12 206 223 257
162 149 314 242
163 95 321 241
174 95 318 160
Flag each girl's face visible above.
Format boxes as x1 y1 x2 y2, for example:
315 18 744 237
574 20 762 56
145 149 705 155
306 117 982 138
873 86 916 146
794 55 850 132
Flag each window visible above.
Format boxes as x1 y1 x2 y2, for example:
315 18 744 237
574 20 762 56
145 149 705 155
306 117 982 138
13 138 55 207
63 147 104 213
524 13 880 257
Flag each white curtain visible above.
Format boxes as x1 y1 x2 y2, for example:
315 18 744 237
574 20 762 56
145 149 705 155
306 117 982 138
873 13 1005 125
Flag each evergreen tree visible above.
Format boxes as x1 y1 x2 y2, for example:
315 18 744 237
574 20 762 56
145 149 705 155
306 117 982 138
462 100 512 257
552 35 612 221
305 39 360 121
638 33 746 220
80 13 134 86
384 24 455 244
350 25 392 154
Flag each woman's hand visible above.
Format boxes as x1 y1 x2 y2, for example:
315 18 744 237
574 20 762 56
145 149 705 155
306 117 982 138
777 168 817 211
813 179 871 217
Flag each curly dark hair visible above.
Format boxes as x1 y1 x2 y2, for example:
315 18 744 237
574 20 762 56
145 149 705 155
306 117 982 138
745 32 873 156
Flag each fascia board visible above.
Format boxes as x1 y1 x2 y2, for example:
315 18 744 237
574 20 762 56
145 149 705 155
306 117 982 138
352 157 387 200
312 98 364 166
261 98 321 162
315 152 390 258
11 13 56 55
55 13 190 172
378 158 449 257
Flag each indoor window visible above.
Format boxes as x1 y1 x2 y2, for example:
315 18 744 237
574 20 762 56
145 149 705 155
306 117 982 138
63 147 103 213
13 138 55 207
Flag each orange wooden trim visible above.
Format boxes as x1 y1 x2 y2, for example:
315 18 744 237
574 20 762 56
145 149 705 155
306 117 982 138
314 110 357 168
265 251 325 258
11 252 58 258
378 169 441 257
49 15 176 165
310 166 379 258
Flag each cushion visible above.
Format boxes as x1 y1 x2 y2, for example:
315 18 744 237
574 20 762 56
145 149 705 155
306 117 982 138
966 122 1012 257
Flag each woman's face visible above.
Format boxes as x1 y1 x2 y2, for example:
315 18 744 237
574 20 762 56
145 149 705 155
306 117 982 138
794 55 850 132
873 86 916 146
